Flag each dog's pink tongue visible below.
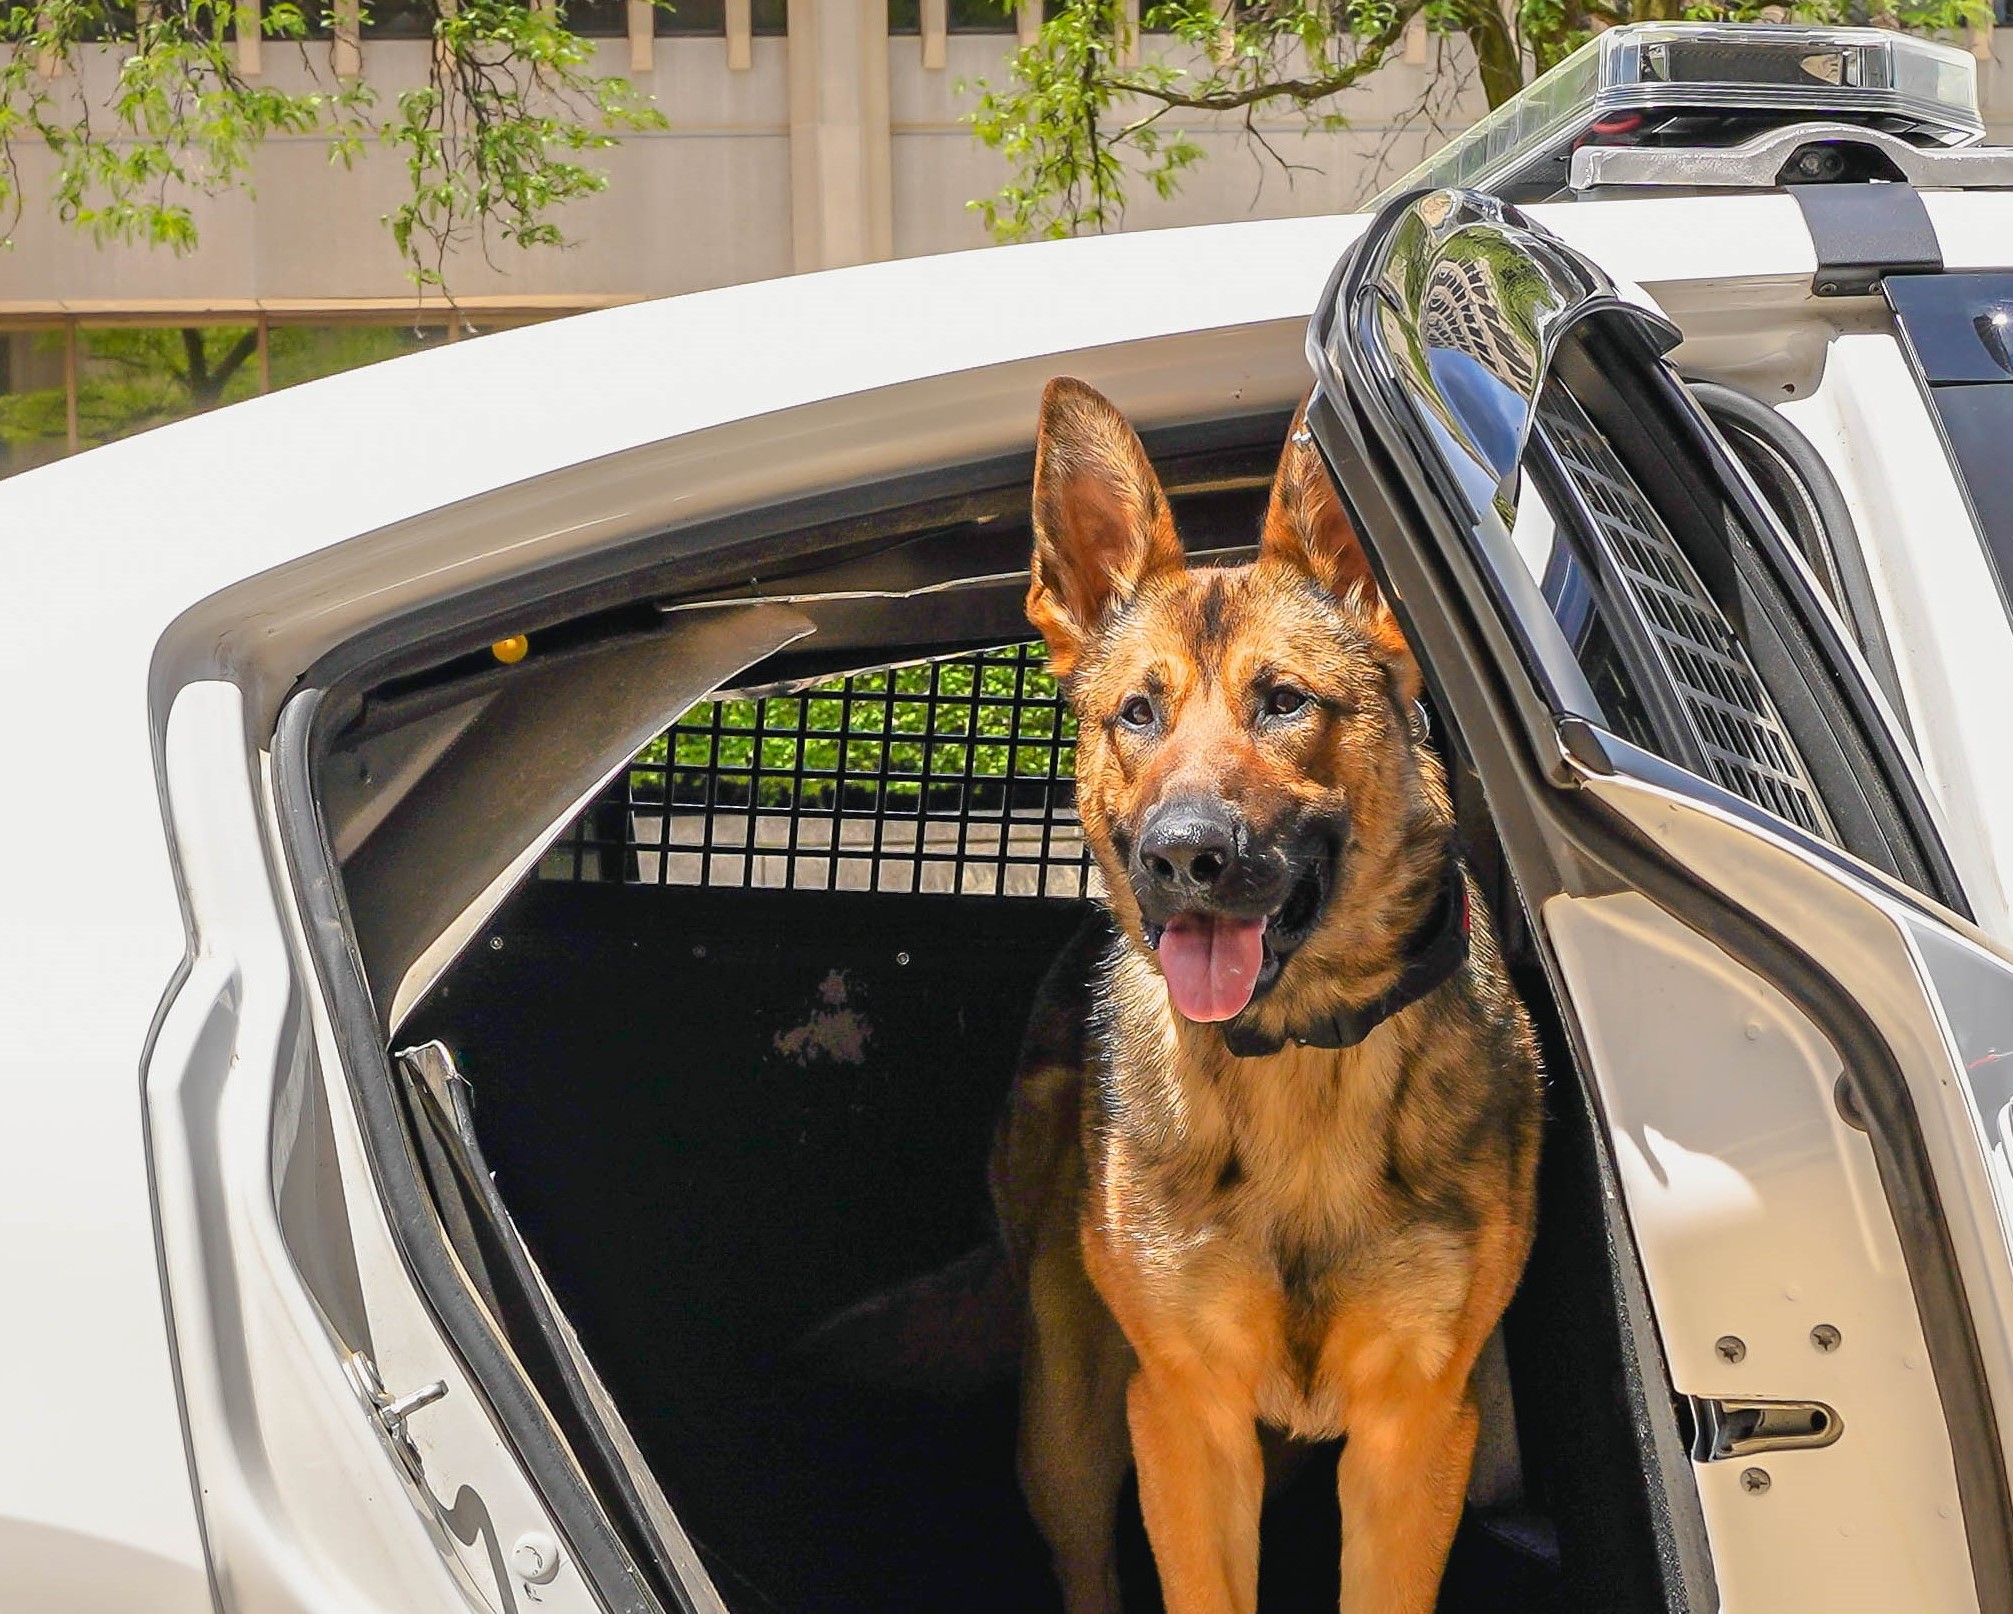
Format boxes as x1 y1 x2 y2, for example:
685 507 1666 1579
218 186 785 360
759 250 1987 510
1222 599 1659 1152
1157 913 1266 1023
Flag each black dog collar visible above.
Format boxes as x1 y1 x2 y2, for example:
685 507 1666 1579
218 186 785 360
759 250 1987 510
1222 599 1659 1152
1221 850 1471 1059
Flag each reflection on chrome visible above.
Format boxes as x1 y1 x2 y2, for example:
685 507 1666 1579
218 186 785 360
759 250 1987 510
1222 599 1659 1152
1319 188 1676 524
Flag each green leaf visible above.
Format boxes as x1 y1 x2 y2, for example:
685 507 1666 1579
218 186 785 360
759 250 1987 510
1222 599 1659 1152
1 0 661 289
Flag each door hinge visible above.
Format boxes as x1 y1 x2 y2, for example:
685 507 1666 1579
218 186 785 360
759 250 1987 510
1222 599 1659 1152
345 1350 449 1482
1690 1395 1843 1462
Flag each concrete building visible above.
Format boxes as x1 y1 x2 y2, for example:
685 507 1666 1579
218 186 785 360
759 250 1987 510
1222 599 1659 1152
4 3 2011 475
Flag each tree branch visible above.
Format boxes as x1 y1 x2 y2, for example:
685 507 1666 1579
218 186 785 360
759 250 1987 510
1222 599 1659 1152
200 325 261 400
1100 2 1425 115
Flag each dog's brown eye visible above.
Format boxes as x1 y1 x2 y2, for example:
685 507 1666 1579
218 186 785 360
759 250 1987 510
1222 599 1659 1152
1265 686 1310 717
1119 694 1156 730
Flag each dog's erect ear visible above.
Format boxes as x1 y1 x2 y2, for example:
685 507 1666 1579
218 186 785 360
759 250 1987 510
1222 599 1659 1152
1265 399 1425 713
1028 377 1184 677
1350 582 1425 716
1260 397 1376 601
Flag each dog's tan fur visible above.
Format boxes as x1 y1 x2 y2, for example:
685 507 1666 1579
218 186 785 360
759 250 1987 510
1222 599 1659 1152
993 379 1542 1614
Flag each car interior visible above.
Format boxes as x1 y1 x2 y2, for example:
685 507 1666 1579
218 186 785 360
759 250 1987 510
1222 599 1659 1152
302 367 1898 1614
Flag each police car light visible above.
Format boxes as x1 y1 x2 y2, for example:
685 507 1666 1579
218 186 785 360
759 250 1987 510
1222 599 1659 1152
1377 24 1984 205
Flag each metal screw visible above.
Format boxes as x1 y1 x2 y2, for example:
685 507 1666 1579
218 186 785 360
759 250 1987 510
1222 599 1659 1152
1811 1323 1842 1354
895 951 911 966
1741 1467 1772 1495
488 935 504 952
512 1530 562 1585
1716 1335 1747 1365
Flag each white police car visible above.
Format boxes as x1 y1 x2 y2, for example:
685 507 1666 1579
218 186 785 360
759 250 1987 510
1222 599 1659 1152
7 22 2013 1613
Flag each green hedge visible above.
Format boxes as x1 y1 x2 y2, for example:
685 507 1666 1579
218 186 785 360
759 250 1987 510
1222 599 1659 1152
628 646 1078 813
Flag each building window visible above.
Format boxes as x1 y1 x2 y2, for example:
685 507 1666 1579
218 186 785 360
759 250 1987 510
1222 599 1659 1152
265 322 454 390
345 0 638 37
656 0 784 34
72 2 139 39
656 0 723 31
72 326 262 452
888 0 1019 31
955 0 1021 27
359 0 437 38
559 0 628 36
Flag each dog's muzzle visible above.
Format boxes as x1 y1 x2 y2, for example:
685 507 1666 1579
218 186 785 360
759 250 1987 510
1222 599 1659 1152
1130 801 1340 1024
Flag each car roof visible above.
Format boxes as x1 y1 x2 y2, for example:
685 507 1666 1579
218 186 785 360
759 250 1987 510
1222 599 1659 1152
2 188 2008 679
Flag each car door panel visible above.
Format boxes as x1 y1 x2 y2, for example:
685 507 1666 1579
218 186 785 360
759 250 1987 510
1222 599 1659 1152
148 681 526 1614
147 596 815 1614
1307 185 2013 1611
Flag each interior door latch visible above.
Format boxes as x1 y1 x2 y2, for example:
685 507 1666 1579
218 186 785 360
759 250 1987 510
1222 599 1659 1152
344 1350 450 1482
1690 1395 1842 1462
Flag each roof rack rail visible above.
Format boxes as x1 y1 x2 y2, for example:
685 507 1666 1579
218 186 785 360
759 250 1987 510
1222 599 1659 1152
1570 120 2013 194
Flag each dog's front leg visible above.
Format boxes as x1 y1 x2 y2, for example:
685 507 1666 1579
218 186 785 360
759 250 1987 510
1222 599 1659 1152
1127 1363 1264 1614
1019 1234 1133 1614
1335 1372 1478 1614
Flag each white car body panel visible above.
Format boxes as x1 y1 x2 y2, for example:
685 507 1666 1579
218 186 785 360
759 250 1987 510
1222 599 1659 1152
1780 337 2013 936
6 187 2013 1606
1548 889 1972 1609
1581 770 2013 1538
150 682 516 1614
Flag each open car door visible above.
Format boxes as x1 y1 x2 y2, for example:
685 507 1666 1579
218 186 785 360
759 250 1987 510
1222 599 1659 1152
1305 188 2013 1612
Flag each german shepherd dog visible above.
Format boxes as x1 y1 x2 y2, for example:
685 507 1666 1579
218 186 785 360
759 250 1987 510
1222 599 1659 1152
993 379 1542 1614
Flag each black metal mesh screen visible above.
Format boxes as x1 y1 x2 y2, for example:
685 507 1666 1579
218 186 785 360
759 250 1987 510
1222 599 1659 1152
540 642 1101 899
1538 392 1836 843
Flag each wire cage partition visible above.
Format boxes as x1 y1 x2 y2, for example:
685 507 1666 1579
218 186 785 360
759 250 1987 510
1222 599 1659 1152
1535 392 1837 844
541 641 1101 900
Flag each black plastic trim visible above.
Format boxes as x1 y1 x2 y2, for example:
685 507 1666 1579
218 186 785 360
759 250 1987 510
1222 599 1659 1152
1885 272 2013 648
1516 410 1718 786
1685 378 1912 734
1886 271 2013 386
394 1043 718 1605
1303 191 1617 777
1790 181 1943 297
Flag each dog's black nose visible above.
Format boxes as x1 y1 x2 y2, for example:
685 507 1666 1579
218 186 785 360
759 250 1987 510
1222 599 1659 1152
1138 801 1241 895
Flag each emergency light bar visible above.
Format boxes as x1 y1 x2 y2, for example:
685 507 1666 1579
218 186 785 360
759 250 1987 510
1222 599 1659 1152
1379 24 1984 204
